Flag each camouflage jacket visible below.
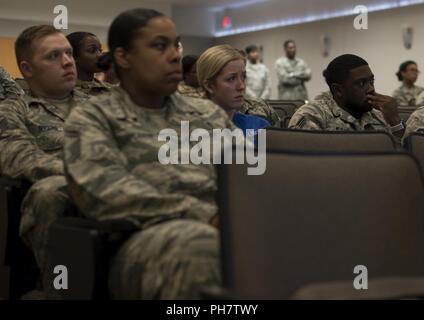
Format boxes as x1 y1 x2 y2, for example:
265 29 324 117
392 84 424 106
177 82 205 99
64 87 234 228
245 61 271 100
414 90 424 106
275 56 311 100
75 78 112 96
0 90 88 182
240 97 280 127
404 106 424 140
288 91 391 132
0 67 24 101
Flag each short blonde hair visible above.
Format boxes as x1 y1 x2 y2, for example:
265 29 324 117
197 44 244 94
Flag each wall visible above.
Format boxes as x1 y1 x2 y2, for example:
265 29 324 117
214 4 424 100
181 35 213 56
0 0 172 76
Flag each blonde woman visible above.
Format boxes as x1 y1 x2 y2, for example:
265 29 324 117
197 44 270 135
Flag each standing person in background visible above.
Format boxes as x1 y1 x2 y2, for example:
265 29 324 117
275 40 311 101
245 44 271 100
392 61 423 106
66 32 111 96
0 66 24 101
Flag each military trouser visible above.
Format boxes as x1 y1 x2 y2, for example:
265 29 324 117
108 219 221 299
19 175 74 297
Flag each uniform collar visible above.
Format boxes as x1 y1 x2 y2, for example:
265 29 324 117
320 91 380 127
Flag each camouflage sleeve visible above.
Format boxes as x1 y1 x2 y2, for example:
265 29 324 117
275 61 301 86
294 60 312 81
64 104 217 227
242 98 281 127
0 99 64 182
288 111 323 130
404 108 424 141
416 91 424 106
260 66 271 100
0 67 24 100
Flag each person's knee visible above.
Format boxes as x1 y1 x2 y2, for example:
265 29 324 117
20 175 70 239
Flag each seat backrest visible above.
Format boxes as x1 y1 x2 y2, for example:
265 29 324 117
0 177 38 300
218 152 424 299
266 100 305 128
266 128 396 153
405 132 424 170
398 106 419 122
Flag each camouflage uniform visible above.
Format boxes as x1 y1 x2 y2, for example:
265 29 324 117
404 106 424 139
75 78 112 96
177 82 205 98
15 78 31 95
0 67 24 101
0 90 87 294
64 87 235 299
288 91 391 133
415 90 424 106
392 84 424 106
241 97 280 127
275 56 311 101
245 61 271 100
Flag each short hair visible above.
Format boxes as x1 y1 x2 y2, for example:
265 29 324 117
323 54 369 90
15 25 62 65
66 32 97 58
197 44 244 95
245 44 258 55
396 60 417 81
108 8 165 79
283 40 295 48
181 55 198 75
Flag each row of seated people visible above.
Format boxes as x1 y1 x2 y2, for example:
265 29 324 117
1 7 424 299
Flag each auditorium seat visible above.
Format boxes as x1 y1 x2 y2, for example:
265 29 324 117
0 177 38 300
218 151 424 299
266 100 305 128
404 132 424 172
266 128 396 152
48 217 137 299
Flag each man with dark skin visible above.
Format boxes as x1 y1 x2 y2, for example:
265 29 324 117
289 54 404 140
275 40 311 100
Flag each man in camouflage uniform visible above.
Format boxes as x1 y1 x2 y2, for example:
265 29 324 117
0 25 87 296
275 40 311 101
64 86 234 299
245 44 271 100
289 54 404 141
0 66 24 101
